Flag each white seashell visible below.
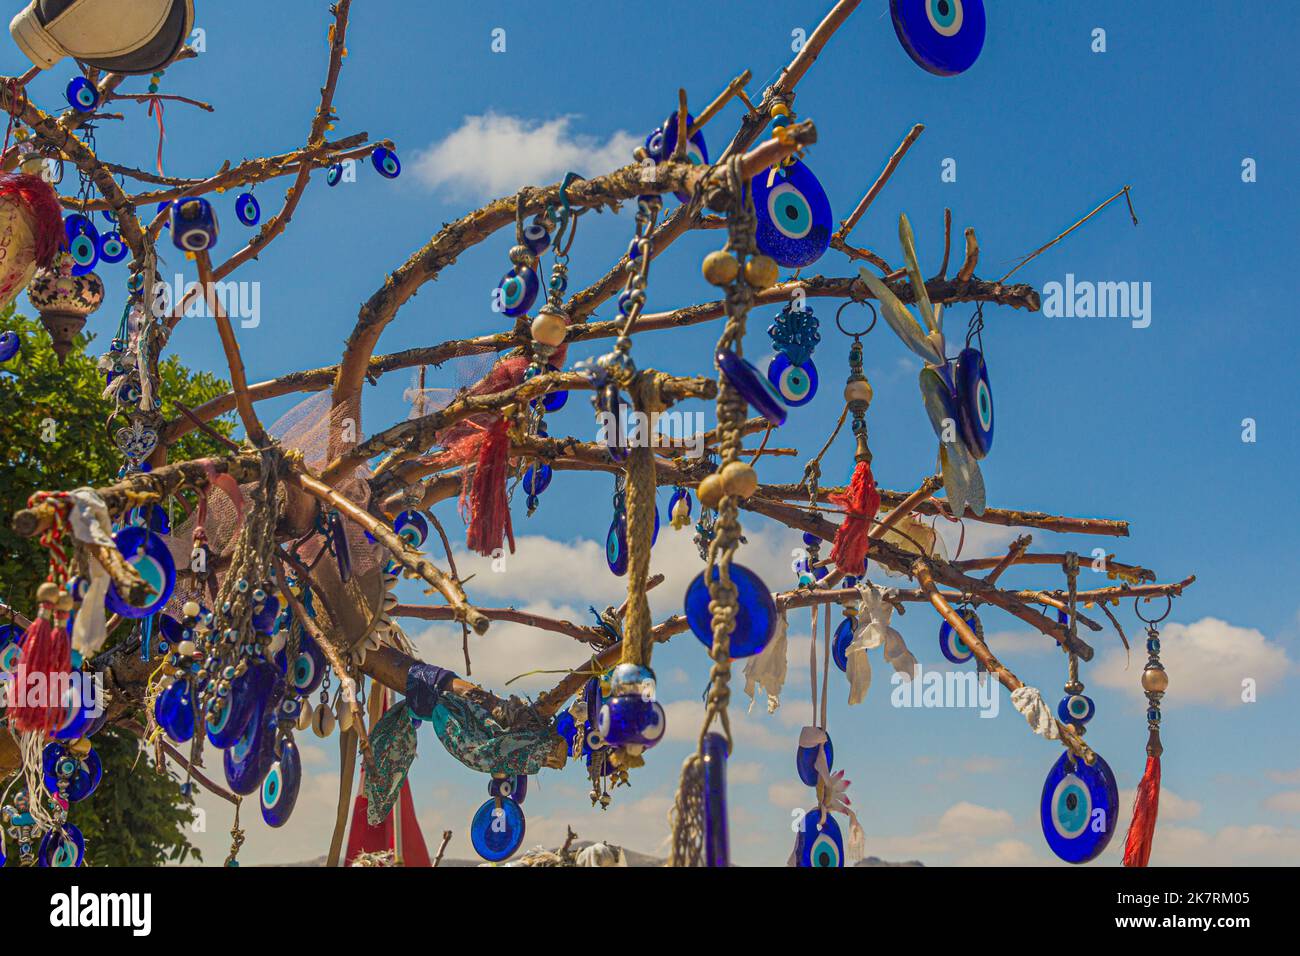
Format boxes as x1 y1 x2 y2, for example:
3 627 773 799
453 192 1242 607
297 701 314 731
312 703 336 737
352 644 368 665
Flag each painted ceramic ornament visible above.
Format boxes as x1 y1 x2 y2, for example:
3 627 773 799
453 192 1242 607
97 230 126 263
27 250 105 364
717 347 787 426
1058 692 1096 726
685 563 777 658
372 146 401 179
65 76 99 111
0 171 65 314
394 509 429 549
644 110 708 202
105 525 175 618
751 159 832 268
1040 750 1119 864
234 192 261 226
767 352 818 406
64 212 99 275
42 743 102 802
471 796 526 862
496 265 540 317
796 730 833 786
953 346 993 457
154 678 195 743
938 608 979 664
890 0 986 76
170 197 218 252
261 737 302 827
0 330 19 362
38 824 85 868
795 809 844 868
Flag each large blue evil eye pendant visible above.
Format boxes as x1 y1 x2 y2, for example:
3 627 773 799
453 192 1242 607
261 737 302 828
43 743 102 802
471 796 526 862
606 511 628 576
1040 750 1119 863
64 213 100 275
796 729 833 786
105 526 176 618
235 192 261 226
717 347 787 426
767 352 818 407
97 231 126 264
1058 693 1096 726
372 146 401 179
685 564 777 658
65 76 99 112
38 824 85 868
224 707 276 796
891 0 985 76
954 346 993 458
938 608 979 664
154 679 195 743
496 266 540 317
751 159 832 268
796 809 844 867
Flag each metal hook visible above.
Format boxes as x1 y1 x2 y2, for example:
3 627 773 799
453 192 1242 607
1133 594 1172 625
835 299 877 340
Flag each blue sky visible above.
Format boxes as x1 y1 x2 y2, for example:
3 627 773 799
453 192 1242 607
9 0 1298 864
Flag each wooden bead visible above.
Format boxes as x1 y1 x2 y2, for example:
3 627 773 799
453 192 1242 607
36 581 59 603
1141 667 1169 693
744 255 779 290
702 250 740 286
843 379 873 405
697 474 725 510
182 601 201 618
530 308 568 346
55 591 74 612
720 461 759 499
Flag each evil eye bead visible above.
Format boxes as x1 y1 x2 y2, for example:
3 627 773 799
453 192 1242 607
496 265 540 317
154 678 195 743
105 526 176 618
1058 693 1096 726
66 76 99 112
279 631 326 696
224 708 275 796
938 609 978 664
97 230 126 263
64 213 100 275
767 353 818 407
261 738 303 828
606 512 629 576
523 464 552 496
394 510 430 549
751 159 832 268
1040 750 1119 864
0 623 21 672
832 617 854 673
646 111 708 202
890 0 986 77
235 192 261 226
954 347 993 458
685 563 777 658
326 163 344 187
43 743 102 802
717 347 787 426
170 198 219 253
522 219 551 254
471 796 526 862
372 146 401 179
38 824 85 868
796 809 844 868
206 661 273 749
598 695 667 749
796 733 833 786
0 330 19 363
489 774 529 804
541 363 567 411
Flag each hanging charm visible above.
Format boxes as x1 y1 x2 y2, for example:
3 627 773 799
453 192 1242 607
1123 596 1170 867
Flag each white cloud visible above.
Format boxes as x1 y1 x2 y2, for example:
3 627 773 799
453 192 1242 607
1116 785 1201 823
412 113 639 199
937 801 1015 836
1263 791 1300 814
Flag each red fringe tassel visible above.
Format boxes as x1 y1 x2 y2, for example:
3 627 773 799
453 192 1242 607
829 459 881 577
1122 754 1161 867
11 613 72 734
464 416 515 557
0 172 66 268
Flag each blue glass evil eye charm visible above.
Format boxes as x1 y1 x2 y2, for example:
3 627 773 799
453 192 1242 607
1040 750 1119 864
1058 693 1096 726
43 743 102 802
394 509 429 549
224 707 276 796
489 774 528 804
97 230 126 263
496 266 540 317
796 809 844 868
685 564 777 658
890 0 986 77
938 609 978 664
796 733 833 786
64 213 99 275
832 617 854 672
606 511 628 576
954 347 993 458
261 737 302 828
0 330 20 363
207 661 274 749
717 347 787 426
523 464 552 496
645 111 708 202
372 146 401 179
326 163 344 187
105 526 175 619
767 353 818 407
38 824 85 868
598 695 667 750
235 192 261 226
66 76 99 112
471 796 526 862
155 678 195 743
751 159 832 268
277 629 326 696
170 197 219 252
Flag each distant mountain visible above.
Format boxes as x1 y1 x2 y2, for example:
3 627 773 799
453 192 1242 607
278 845 923 867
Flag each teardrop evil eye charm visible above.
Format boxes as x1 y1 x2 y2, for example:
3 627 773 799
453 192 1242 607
606 511 628 576
154 678 195 743
796 809 844 868
0 330 19 363
223 707 276 796
832 617 853 672
890 0 986 77
1040 750 1119 864
65 76 98 112
105 526 176 618
1058 693 1096 726
394 509 429 549
645 111 708 202
954 346 993 458
938 609 979 664
471 796 526 862
261 737 302 828
796 731 833 786
38 824 85 868
64 213 100 275
235 192 261 226
685 563 777 658
97 230 126 264
767 353 818 407
326 163 344 187
751 159 832 268
372 146 401 179
496 266 540 318
523 464 552 496
717 347 787 426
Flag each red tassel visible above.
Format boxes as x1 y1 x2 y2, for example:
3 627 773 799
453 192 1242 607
11 610 72 734
0 172 66 268
829 459 881 576
464 417 515 557
1122 754 1161 867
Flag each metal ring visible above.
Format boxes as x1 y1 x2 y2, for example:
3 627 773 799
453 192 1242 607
835 299 877 339
1133 594 1172 625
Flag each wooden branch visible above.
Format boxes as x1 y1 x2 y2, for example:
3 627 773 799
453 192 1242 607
833 123 925 243
393 604 612 648
196 251 267 446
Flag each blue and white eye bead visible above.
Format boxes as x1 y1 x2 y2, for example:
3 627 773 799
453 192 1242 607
97 231 126 263
890 0 986 77
38 824 85 868
606 512 628 576
832 617 854 673
0 330 19 363
751 159 832 268
717 347 787 427
326 163 344 187
66 77 98 112
523 464 552 496
64 214 100 275
261 738 302 828
489 774 529 804
598 695 666 749
685 564 778 658
372 147 401 179
1040 751 1119 863
938 609 978 664
954 347 993 458
288 634 326 696
1058 693 1096 726
767 353 818 407
105 526 175 619
796 809 844 868
496 266 539 317
235 192 261 226
523 219 551 255
796 733 833 786
394 510 429 549
470 796 526 862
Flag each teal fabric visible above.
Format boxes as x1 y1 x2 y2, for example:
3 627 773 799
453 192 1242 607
428 693 555 777
365 700 418 825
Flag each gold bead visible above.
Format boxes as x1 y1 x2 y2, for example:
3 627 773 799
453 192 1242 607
770 103 791 119
843 379 873 406
697 474 725 510
744 255 780 290
719 461 759 499
530 308 568 346
1141 668 1169 693
702 250 740 286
